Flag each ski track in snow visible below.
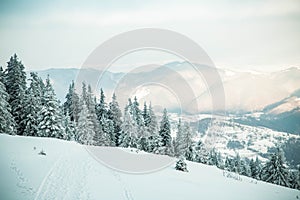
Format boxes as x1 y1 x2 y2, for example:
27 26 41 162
33 145 135 200
34 152 93 200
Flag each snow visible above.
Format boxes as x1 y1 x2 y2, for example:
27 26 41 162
0 134 299 200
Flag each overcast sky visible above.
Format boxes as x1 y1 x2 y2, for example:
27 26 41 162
0 0 299 71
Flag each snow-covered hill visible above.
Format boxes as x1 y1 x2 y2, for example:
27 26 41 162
0 134 299 200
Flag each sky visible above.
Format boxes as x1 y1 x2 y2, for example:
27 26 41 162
0 0 300 72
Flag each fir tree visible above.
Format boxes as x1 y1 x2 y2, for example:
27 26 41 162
175 157 188 172
233 153 242 174
4 54 27 135
174 118 183 157
142 102 150 126
100 117 115 146
194 140 209 164
249 157 261 179
178 121 194 160
37 76 64 138
260 147 290 187
0 68 15 134
157 108 173 155
107 93 122 146
77 101 95 145
63 112 77 141
119 109 138 148
147 102 158 135
95 88 107 123
132 96 144 127
0 66 5 83
21 73 44 136
63 81 80 123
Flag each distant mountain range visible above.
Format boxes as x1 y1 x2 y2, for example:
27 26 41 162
31 62 300 134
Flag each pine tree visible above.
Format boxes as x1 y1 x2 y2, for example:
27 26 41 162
119 109 138 148
107 93 122 146
4 54 27 135
131 97 146 141
132 97 144 127
194 140 209 164
77 101 95 145
225 156 234 172
175 118 183 157
181 122 194 160
249 157 261 179
142 102 150 126
157 108 173 155
260 147 290 187
240 159 251 176
63 112 77 141
80 84 106 146
208 149 223 169
37 76 64 138
21 72 44 136
175 157 188 172
63 81 80 123
95 88 107 123
233 153 242 174
174 119 194 159
147 102 158 135
0 67 15 134
0 66 5 84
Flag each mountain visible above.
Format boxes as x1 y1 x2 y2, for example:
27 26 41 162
0 134 298 200
235 88 300 135
32 64 300 113
32 63 300 135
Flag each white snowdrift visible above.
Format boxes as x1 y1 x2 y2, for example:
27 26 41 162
0 134 299 200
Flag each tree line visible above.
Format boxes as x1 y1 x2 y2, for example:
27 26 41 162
0 54 299 190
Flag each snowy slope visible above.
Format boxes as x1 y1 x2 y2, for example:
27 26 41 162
0 134 299 200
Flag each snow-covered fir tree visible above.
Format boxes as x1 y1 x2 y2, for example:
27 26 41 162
4 54 27 135
63 80 80 123
100 116 115 146
260 147 290 187
77 100 95 145
174 118 183 157
132 97 144 127
63 111 77 141
232 153 242 174
240 159 251 176
80 83 107 146
107 93 122 146
142 102 150 126
175 157 188 172
156 108 173 155
119 108 138 148
175 120 194 160
95 88 107 124
37 76 64 138
0 67 15 135
147 102 158 135
194 140 209 164
0 66 5 84
21 72 44 136
131 97 146 142
249 157 261 179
